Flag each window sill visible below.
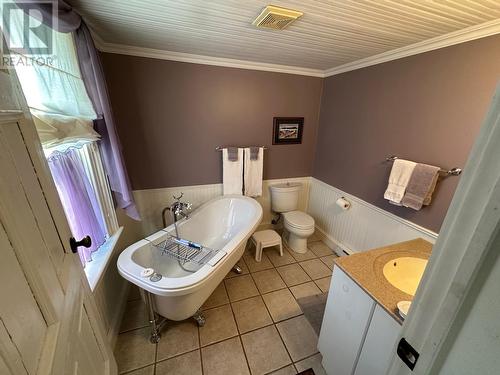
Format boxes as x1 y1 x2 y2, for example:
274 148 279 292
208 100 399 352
84 227 124 292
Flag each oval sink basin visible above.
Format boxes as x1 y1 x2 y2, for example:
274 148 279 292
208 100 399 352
382 257 428 296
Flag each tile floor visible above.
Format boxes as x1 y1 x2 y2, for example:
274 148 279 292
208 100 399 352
115 233 336 375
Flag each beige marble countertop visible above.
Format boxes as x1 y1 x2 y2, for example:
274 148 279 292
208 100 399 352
334 238 433 324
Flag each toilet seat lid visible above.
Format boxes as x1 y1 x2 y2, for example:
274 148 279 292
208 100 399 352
283 211 314 229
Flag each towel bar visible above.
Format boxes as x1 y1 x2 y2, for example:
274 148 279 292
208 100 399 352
385 155 462 176
216 146 268 151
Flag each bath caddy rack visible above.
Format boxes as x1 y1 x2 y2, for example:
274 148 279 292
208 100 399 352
152 235 226 266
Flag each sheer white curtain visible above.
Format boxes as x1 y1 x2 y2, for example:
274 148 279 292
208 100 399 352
8 5 98 154
79 143 120 235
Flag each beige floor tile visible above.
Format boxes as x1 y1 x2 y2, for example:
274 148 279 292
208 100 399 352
284 244 317 262
156 320 199 361
320 255 336 270
155 350 202 375
277 315 319 361
201 337 250 375
261 244 284 258
294 353 326 375
289 282 322 300
315 276 332 293
288 247 317 262
123 365 154 375
127 284 142 301
299 259 331 280
252 269 286 294
241 325 291 375
232 296 272 334
307 232 321 243
119 299 149 333
308 241 334 257
269 365 297 375
243 252 274 272
202 282 229 310
114 327 156 373
199 304 238 346
224 274 259 302
225 257 249 279
267 247 296 267
262 289 302 322
276 264 311 287
245 239 255 253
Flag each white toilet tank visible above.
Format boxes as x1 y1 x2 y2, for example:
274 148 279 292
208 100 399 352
270 182 301 213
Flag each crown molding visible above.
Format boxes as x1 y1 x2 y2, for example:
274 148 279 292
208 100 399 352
93 37 324 78
91 19 500 78
324 19 500 77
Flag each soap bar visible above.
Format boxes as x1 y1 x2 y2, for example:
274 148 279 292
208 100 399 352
141 268 155 278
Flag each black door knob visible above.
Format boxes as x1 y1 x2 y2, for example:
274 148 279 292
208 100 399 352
70 236 92 254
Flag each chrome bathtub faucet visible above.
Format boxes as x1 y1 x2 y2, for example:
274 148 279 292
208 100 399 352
169 193 192 222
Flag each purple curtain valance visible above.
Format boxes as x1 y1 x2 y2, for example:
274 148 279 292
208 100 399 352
15 0 139 220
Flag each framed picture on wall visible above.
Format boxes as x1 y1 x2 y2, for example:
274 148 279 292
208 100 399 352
273 117 304 145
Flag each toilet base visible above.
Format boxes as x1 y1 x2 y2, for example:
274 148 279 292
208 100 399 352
284 231 308 254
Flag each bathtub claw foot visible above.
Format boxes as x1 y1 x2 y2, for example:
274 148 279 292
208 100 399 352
193 310 206 327
233 265 242 274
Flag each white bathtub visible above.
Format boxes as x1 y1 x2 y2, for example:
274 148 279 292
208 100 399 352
117 195 262 321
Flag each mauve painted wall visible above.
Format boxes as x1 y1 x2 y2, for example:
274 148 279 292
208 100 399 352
313 35 500 232
101 54 323 190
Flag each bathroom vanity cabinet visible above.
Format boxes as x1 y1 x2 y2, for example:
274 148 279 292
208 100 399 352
318 267 401 375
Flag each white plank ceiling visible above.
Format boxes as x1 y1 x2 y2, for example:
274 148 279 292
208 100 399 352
72 0 500 71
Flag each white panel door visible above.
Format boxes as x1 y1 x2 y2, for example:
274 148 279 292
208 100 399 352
354 304 402 375
0 58 116 374
318 267 376 375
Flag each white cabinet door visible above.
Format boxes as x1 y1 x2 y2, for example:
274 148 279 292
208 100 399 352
318 267 376 375
354 304 402 375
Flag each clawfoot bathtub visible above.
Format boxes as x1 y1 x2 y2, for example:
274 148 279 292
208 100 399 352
117 195 262 339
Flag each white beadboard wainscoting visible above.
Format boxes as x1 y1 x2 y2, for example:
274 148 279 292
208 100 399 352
131 177 311 237
127 176 436 256
307 178 438 255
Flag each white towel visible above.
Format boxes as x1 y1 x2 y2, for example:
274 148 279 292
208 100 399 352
223 148 243 195
384 159 417 204
244 147 264 197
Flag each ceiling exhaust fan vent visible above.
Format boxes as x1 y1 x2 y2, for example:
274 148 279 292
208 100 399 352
253 5 303 30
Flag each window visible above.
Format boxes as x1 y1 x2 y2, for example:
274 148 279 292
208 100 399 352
9 6 118 266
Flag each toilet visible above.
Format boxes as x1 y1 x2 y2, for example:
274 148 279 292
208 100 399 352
270 182 315 253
